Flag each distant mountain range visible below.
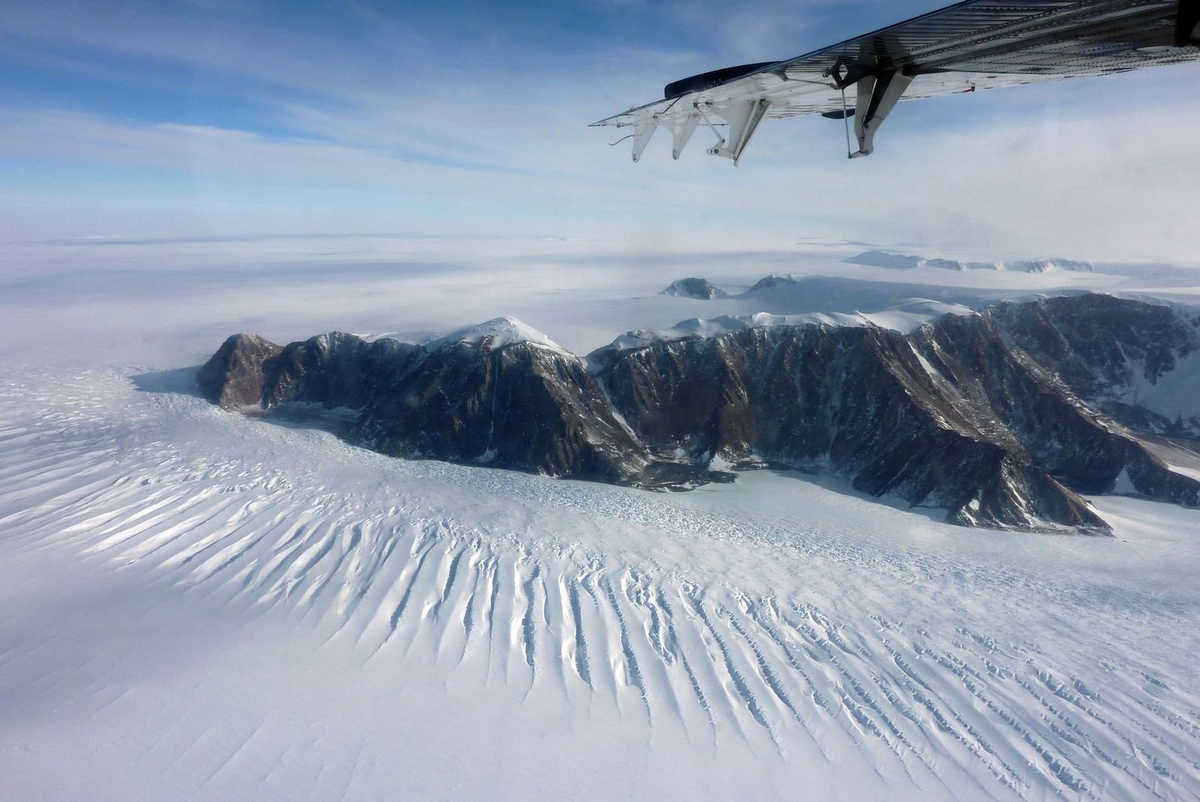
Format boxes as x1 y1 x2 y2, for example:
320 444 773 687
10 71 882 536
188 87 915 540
844 250 1094 272
658 253 1093 304
199 295 1200 534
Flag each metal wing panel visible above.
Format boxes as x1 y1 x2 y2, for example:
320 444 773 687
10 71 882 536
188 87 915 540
771 0 1189 79
593 0 1197 129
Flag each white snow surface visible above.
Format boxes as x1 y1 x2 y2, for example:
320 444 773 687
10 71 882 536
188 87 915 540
2 366 1198 801
1 243 1198 801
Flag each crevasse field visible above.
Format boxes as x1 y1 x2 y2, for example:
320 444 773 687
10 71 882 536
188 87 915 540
2 238 1198 800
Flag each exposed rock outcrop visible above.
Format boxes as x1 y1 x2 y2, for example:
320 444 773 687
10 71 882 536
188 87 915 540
197 333 283 409
197 319 718 490
354 337 659 486
263 332 424 411
197 296 1200 533
593 323 1110 532
988 294 1200 438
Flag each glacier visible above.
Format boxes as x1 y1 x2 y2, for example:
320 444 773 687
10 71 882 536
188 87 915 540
1 245 1198 800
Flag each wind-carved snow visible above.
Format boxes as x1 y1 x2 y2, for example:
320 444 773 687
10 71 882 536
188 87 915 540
1 367 1197 800
425 316 569 354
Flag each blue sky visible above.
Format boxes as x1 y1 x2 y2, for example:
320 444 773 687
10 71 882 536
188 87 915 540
2 0 1198 264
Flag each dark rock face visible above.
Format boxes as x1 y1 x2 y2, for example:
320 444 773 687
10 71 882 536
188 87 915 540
197 334 283 409
263 332 425 411
594 324 1110 532
661 278 729 299
196 329 714 489
908 310 1197 505
197 295 1200 534
988 295 1200 437
354 339 660 485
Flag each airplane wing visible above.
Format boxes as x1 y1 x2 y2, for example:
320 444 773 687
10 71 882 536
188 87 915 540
592 0 1200 163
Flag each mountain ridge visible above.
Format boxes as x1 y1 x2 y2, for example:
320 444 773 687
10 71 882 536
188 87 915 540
198 294 1200 534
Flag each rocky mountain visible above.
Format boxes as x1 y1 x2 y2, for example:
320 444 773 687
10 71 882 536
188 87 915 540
660 278 729 299
200 319 719 490
845 250 1093 273
198 296 1200 534
197 333 283 408
593 322 1104 532
988 295 1200 438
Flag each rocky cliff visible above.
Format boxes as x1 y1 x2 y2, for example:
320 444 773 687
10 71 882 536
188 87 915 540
197 333 283 408
198 296 1200 534
200 320 717 490
592 322 1110 531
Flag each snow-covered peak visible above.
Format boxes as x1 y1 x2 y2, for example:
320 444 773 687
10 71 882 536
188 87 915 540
743 274 801 293
425 316 570 354
861 299 978 330
660 278 729 299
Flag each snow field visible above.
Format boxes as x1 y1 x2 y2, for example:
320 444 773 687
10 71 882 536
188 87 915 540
1 366 1197 800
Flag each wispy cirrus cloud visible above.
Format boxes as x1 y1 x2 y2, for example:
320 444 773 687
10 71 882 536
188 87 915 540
0 1 1197 265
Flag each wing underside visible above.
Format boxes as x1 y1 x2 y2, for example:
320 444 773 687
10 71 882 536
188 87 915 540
593 0 1200 162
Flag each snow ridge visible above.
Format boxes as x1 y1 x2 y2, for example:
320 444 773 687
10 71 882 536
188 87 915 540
425 316 569 354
